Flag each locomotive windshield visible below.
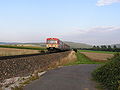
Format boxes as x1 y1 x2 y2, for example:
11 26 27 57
47 40 57 44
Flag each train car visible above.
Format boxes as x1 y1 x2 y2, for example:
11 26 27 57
46 38 70 52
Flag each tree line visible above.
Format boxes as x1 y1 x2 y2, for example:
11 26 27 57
78 45 120 52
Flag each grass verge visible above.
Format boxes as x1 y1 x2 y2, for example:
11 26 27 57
65 51 104 66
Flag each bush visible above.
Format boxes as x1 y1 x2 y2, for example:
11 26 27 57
73 49 77 52
113 53 120 58
92 55 120 90
40 50 45 53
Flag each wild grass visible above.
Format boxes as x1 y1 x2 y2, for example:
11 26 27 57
65 51 104 66
0 48 40 56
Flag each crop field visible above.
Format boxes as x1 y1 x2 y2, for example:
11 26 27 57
80 52 113 62
0 48 40 56
65 51 104 65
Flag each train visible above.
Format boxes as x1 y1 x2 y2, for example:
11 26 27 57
46 38 70 52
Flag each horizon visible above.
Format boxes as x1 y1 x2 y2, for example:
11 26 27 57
0 41 120 46
0 0 120 45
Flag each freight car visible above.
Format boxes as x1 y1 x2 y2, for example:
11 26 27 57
46 38 70 52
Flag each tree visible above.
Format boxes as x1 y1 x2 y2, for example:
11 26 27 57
113 45 117 52
113 45 117 49
101 45 107 51
108 45 112 51
96 46 100 51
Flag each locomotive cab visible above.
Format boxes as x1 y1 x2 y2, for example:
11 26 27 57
46 38 70 52
46 38 59 52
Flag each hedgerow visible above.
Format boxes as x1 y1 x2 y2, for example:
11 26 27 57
92 54 120 90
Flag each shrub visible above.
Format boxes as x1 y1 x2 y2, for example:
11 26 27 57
92 56 120 90
73 49 77 52
113 53 120 58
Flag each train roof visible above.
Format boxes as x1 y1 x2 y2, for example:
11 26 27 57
46 38 59 40
46 38 70 47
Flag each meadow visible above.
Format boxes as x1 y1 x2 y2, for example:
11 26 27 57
65 50 105 66
0 45 46 56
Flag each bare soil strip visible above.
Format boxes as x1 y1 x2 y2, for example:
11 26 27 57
81 52 113 62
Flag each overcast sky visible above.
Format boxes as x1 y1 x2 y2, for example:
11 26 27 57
0 0 120 45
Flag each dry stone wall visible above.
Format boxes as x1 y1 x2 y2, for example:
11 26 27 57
0 51 76 83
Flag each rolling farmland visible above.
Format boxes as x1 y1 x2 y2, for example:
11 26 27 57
80 52 113 62
0 48 40 56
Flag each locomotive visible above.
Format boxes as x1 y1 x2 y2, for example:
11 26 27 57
46 38 70 52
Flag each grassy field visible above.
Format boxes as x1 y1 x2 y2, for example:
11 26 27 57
0 48 41 56
0 45 47 56
79 50 117 54
0 45 46 50
65 51 105 66
80 52 113 62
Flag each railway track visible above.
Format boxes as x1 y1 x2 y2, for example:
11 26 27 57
0 51 68 60
0 51 72 83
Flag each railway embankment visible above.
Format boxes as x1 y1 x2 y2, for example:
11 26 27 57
0 51 77 83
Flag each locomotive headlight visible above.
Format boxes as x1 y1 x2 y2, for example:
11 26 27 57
55 45 58 47
47 44 49 47
47 44 50 47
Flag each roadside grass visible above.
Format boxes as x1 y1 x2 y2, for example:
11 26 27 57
65 51 105 66
80 50 117 54
0 45 46 50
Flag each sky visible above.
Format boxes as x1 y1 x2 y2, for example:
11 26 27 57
0 0 120 45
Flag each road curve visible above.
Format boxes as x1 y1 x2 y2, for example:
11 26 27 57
24 64 100 90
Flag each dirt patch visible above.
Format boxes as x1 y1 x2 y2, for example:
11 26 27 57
0 48 39 56
81 52 113 62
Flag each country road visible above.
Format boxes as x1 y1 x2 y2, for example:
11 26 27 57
24 64 100 90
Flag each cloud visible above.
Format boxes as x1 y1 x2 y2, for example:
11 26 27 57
65 26 120 45
87 26 120 32
72 26 120 34
96 0 120 6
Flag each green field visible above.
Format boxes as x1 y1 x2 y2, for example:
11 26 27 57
65 51 104 66
79 50 117 54
0 45 47 50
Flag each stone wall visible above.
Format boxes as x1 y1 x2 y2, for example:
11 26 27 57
0 51 76 83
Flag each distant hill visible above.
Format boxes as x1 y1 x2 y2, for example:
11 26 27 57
0 42 46 47
111 44 120 48
0 41 92 48
0 42 20 45
0 42 11 44
64 41 92 48
23 42 92 48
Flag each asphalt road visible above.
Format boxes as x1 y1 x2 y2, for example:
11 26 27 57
24 64 100 90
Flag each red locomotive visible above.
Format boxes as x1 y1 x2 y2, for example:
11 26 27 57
46 38 70 52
